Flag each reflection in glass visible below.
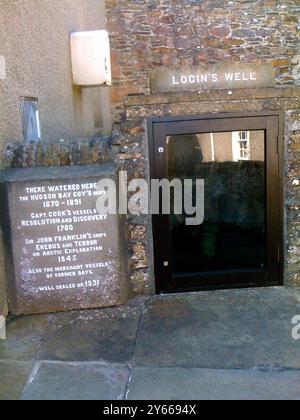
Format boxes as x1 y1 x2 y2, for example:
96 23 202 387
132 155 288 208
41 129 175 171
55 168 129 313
167 131 266 275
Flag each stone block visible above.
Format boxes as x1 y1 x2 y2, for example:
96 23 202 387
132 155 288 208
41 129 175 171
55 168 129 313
0 164 129 315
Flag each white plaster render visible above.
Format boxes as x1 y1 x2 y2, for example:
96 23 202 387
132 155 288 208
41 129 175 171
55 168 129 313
0 0 111 168
0 0 111 319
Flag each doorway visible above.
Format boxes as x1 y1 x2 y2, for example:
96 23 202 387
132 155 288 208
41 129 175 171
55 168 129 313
149 112 283 293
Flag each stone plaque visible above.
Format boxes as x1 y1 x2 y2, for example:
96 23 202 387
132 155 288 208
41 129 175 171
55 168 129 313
1 165 128 315
151 64 276 94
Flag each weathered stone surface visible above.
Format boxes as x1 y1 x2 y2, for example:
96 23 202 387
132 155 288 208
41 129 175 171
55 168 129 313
125 97 300 120
105 86 300 290
130 271 149 295
106 0 300 119
128 225 147 241
0 290 300 400
151 64 275 94
0 165 129 315
0 313 57 361
0 305 140 362
0 362 34 401
2 2 300 304
128 367 300 400
20 363 130 401
124 87 300 107
134 289 300 369
4 137 111 169
130 243 147 270
209 26 231 39
285 110 300 287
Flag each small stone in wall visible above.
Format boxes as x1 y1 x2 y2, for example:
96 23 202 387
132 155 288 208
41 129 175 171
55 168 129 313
126 126 145 136
289 133 300 152
130 271 149 295
209 26 231 39
287 272 300 288
131 243 147 269
128 225 147 241
292 61 300 86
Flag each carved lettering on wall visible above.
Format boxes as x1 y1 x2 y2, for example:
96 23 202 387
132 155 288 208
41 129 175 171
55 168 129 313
151 64 276 94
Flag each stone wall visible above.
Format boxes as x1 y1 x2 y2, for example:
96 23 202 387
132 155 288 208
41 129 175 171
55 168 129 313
4 138 111 169
106 0 300 120
286 110 300 287
111 122 154 295
4 98 298 299
0 137 111 317
111 88 300 292
2 2 300 314
105 0 300 292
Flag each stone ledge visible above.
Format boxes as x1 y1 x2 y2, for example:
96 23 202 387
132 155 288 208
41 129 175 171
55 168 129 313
125 87 300 107
3 137 111 169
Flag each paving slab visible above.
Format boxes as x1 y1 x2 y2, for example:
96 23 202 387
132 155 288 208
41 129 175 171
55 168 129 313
0 305 141 363
21 362 130 401
0 362 34 400
134 288 300 369
127 367 300 400
0 315 48 361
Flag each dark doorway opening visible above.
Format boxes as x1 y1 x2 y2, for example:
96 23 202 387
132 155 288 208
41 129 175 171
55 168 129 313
149 112 283 294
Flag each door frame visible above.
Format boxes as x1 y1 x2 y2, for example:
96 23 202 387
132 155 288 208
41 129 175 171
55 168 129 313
148 111 284 294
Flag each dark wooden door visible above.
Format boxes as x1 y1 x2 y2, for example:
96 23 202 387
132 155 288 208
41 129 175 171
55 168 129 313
149 112 283 293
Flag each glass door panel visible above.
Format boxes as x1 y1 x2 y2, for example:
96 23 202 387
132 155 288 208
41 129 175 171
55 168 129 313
167 130 266 275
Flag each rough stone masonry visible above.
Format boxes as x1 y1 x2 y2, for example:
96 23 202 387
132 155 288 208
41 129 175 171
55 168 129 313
1 1 300 314
106 0 300 119
105 0 300 293
111 88 300 293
